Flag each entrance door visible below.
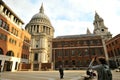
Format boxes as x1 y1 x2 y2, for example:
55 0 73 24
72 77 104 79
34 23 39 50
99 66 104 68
0 60 1 65
4 61 13 71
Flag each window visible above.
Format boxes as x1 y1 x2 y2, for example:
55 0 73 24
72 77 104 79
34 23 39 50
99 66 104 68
58 49 62 56
65 60 68 65
9 38 16 45
0 19 2 27
36 45 38 48
3 35 7 41
43 26 45 32
0 48 3 55
71 50 75 56
37 25 39 33
11 27 14 33
84 49 88 56
118 48 120 55
77 61 81 66
72 60 75 65
0 33 7 41
5 24 9 31
101 29 104 32
78 49 82 56
34 53 38 61
6 51 14 56
2 21 5 28
64 49 68 56
31 25 33 32
91 49 95 55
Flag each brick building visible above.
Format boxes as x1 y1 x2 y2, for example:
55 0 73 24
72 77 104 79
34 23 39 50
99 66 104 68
52 12 112 70
106 34 120 68
52 34 105 69
0 0 31 71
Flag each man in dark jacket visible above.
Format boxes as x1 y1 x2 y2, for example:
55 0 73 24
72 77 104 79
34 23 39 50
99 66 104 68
59 65 64 79
90 57 112 80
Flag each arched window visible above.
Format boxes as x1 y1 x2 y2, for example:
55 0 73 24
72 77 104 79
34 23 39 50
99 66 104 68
34 53 38 61
6 51 14 56
0 19 3 27
0 48 4 55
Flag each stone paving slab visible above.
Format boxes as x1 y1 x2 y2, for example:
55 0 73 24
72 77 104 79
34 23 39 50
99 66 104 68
0 70 119 80
0 78 11 80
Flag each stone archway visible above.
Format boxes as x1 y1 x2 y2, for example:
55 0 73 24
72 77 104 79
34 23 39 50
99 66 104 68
0 48 4 55
6 51 14 56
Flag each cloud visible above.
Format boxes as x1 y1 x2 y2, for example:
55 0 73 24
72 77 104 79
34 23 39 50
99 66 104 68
3 0 120 37
53 20 93 37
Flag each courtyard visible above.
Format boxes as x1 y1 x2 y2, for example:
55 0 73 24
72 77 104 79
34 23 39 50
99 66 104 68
0 70 120 80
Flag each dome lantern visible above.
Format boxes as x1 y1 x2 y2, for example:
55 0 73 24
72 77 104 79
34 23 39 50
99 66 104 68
40 3 44 14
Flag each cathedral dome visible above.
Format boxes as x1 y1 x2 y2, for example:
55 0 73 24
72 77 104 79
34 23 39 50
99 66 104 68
32 12 50 20
29 3 51 25
25 3 54 37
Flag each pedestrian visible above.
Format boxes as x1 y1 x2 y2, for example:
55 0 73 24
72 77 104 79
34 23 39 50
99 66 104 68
118 66 120 72
89 57 112 80
59 65 64 79
0 65 2 72
0 65 2 78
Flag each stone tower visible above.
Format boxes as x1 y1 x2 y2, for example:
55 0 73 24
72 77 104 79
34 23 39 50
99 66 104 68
25 4 54 70
93 12 112 40
86 28 91 34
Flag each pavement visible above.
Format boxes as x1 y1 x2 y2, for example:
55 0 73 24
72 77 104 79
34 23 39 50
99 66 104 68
0 70 120 80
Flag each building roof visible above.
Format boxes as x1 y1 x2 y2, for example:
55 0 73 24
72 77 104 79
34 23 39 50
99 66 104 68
31 3 51 23
0 0 24 24
56 34 101 39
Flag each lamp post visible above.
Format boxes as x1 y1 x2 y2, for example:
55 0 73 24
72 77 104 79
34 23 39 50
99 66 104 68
61 41 64 67
87 40 91 60
53 49 55 70
101 37 109 65
112 47 118 68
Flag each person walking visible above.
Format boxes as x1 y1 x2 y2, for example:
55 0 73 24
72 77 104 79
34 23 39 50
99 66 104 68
59 65 64 79
0 65 2 78
89 57 112 80
0 65 2 72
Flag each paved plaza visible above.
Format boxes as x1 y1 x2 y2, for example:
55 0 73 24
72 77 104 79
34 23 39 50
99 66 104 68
0 70 120 80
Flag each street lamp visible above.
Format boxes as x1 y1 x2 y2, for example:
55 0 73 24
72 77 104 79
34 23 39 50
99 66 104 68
53 49 55 70
61 41 64 67
112 47 118 68
87 40 91 59
101 37 109 65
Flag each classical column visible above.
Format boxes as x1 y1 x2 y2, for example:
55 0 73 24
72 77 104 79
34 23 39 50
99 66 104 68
40 39 42 48
35 25 37 33
40 53 44 62
39 62 41 70
11 61 16 71
29 26 31 33
0 5 4 11
102 38 109 65
32 25 34 33
5 9 7 14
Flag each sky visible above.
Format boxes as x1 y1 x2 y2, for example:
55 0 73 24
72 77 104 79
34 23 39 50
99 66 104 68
3 0 120 37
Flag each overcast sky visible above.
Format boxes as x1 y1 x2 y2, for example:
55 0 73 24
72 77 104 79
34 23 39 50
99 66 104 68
3 0 120 37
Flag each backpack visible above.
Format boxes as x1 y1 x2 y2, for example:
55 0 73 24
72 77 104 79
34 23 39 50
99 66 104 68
102 65 112 80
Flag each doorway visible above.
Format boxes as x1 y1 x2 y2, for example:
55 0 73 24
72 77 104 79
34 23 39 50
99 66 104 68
4 61 13 71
